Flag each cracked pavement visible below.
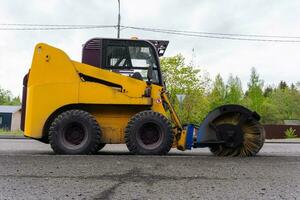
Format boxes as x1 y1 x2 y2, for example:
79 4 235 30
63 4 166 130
0 139 299 199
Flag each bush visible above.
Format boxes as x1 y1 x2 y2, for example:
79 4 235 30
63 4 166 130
284 127 298 139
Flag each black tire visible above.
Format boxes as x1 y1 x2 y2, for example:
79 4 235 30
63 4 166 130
125 111 174 155
49 109 101 155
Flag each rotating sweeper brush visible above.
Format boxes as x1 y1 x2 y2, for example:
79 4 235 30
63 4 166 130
178 105 265 156
209 112 265 156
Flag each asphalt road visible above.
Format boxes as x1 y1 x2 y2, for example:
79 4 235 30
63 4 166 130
0 139 299 200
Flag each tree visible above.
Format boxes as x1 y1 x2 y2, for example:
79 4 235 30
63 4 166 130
0 87 21 105
291 83 297 91
159 54 300 125
245 67 265 114
160 54 206 96
263 86 273 97
160 54 210 124
208 74 226 109
225 74 243 104
296 82 300 90
278 81 288 90
11 96 21 105
269 86 300 122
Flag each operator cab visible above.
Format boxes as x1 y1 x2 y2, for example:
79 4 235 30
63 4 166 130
82 38 168 85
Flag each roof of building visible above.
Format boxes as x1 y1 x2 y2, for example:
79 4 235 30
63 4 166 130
0 105 21 113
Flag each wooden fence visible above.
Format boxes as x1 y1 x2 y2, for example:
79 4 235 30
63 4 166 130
263 125 300 139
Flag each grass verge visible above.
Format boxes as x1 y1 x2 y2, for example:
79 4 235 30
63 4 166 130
0 129 24 136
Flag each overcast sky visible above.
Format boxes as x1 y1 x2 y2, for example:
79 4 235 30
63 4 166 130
0 0 300 96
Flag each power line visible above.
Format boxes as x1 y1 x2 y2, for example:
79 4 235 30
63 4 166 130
1 23 300 42
123 25 300 39
0 27 116 30
0 24 116 30
122 26 300 42
0 23 115 27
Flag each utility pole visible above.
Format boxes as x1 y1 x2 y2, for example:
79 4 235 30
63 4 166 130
117 0 121 38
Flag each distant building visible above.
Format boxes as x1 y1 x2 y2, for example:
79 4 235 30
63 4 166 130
0 105 21 131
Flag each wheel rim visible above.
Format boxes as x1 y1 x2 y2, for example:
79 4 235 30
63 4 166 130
137 122 163 150
61 122 88 149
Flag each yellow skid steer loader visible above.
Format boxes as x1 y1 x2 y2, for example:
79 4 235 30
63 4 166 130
21 38 265 156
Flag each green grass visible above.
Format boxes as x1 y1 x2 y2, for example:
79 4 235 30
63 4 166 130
0 129 24 136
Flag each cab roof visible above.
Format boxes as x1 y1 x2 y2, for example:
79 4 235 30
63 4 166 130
83 38 169 57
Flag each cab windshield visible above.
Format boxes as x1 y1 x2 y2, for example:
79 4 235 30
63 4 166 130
105 42 160 84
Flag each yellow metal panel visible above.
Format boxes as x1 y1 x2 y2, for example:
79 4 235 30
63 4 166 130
28 44 79 87
78 82 152 105
74 62 148 98
24 43 79 138
24 84 78 138
87 105 150 143
150 85 167 116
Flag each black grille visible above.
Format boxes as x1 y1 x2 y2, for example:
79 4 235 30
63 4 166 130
85 39 101 49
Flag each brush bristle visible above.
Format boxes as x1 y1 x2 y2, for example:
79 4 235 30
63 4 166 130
209 113 265 157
